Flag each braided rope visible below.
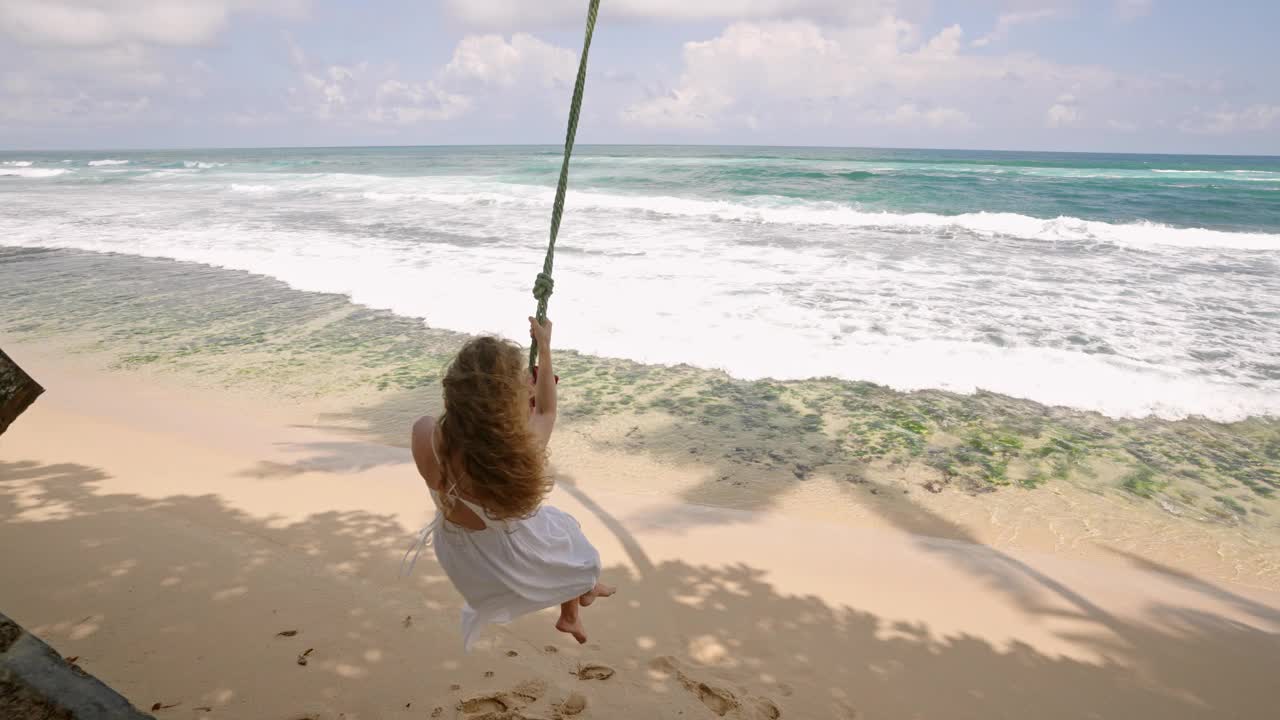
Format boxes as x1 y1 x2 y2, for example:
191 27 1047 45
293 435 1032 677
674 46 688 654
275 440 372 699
530 0 600 371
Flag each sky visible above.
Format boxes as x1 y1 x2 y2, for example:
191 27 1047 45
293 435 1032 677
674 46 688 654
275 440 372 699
1 0 1277 154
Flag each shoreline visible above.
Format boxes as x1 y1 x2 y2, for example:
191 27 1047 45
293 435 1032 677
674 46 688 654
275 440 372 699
17 331 1275 592
3 342 1279 718
3 248 1277 578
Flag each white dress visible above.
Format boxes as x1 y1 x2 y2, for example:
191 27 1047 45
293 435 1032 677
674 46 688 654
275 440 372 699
400 435 601 651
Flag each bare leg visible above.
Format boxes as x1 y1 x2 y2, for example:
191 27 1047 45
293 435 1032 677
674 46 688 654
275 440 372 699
578 582 616 607
555 599 587 644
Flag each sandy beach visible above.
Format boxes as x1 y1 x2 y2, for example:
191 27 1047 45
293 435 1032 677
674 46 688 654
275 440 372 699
3 336 1279 719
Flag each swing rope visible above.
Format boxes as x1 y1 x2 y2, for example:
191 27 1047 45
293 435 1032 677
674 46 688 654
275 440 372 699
529 0 601 372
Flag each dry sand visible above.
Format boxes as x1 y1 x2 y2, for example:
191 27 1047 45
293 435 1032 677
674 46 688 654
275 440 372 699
2 346 1278 719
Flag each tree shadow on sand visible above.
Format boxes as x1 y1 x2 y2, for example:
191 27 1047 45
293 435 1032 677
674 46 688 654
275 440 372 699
2 459 1277 719
237 442 410 480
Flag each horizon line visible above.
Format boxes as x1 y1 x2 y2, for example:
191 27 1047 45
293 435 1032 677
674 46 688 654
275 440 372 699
3 141 1279 160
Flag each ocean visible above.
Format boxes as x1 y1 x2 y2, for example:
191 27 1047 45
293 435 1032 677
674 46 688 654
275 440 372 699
2 145 1278 421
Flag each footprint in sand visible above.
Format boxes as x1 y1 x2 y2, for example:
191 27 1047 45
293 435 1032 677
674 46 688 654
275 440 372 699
694 682 738 717
509 680 546 704
554 691 587 718
459 695 522 720
649 656 781 719
753 698 782 719
460 695 509 716
574 663 615 681
543 645 558 654
459 680 547 720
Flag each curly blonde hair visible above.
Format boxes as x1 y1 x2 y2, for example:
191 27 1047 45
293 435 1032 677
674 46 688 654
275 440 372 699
436 336 551 520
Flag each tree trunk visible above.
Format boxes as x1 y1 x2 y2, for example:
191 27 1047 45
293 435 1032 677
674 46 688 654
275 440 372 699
0 348 43 436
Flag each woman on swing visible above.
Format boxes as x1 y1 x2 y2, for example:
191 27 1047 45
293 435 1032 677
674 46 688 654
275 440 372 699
404 316 615 650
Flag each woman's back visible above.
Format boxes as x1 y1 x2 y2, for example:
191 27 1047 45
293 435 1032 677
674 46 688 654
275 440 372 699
412 416 488 531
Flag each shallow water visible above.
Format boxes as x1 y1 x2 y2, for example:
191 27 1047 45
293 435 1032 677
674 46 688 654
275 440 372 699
2 146 1278 420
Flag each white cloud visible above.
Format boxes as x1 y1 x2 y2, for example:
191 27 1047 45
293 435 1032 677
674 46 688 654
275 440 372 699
622 87 732 129
284 32 591 128
0 38 215 127
371 79 472 124
972 9 1058 48
442 0 898 28
0 2 307 134
443 33 576 90
1179 104 1280 135
288 60 471 126
1046 93 1081 127
621 19 1114 134
620 20 869 130
1046 103 1079 128
922 24 964 56
1 0 1269 152
0 0 307 48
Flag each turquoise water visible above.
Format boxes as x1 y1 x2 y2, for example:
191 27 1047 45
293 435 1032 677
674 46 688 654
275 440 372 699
2 146 1278 420
5 146 1279 232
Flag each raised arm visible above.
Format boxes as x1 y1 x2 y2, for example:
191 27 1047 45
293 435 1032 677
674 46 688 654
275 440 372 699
529 316 557 445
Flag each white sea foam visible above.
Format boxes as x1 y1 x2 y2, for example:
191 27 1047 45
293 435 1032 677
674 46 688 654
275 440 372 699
2 160 33 167
229 183 276 194
2 204 1275 422
298 176 1278 251
0 167 70 178
1152 168 1280 182
215 171 1278 251
185 161 226 169
88 159 130 166
565 193 1278 250
2 161 1276 422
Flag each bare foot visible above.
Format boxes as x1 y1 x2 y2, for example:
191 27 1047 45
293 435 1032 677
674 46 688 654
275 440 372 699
555 615 588 644
579 583 616 607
